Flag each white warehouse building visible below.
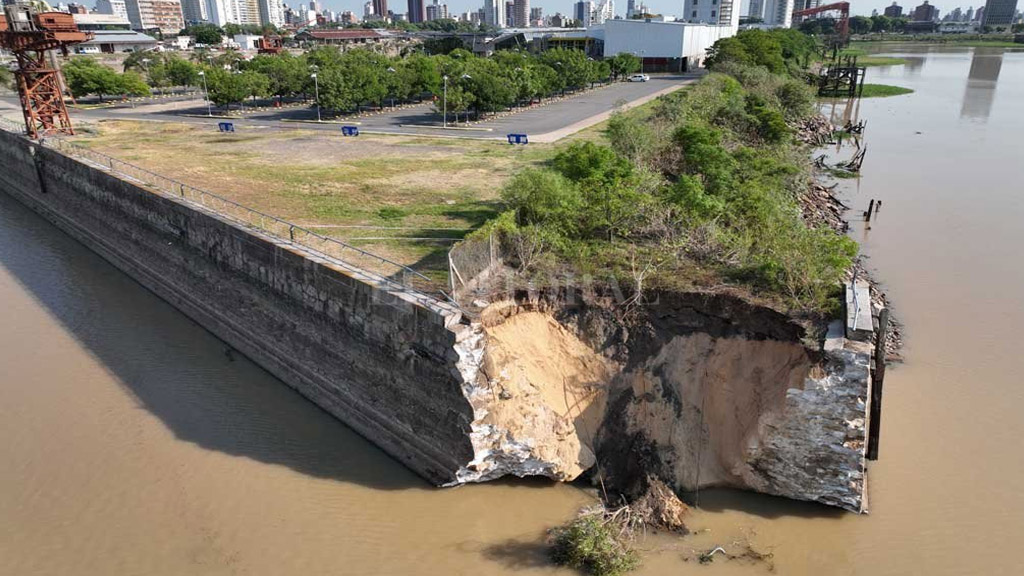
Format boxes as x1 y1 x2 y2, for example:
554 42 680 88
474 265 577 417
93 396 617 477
599 19 737 72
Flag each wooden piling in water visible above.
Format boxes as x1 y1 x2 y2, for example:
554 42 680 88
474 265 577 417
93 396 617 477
867 307 889 461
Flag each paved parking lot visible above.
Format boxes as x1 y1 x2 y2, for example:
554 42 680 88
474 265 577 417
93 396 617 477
0 73 701 142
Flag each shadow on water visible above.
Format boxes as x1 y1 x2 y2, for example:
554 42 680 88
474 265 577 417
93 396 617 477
478 538 553 570
0 191 428 490
689 488 846 521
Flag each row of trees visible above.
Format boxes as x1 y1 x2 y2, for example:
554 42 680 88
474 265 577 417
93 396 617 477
799 15 910 36
64 58 151 101
110 46 641 116
180 23 280 46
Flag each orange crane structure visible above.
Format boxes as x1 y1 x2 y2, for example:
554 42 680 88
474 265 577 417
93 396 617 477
792 1 851 48
0 2 93 138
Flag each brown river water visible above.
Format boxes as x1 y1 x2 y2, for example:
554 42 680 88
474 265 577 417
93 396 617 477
2 46 1023 575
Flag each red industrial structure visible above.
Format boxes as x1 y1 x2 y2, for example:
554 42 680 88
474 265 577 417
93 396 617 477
0 3 93 138
257 33 284 55
792 1 851 47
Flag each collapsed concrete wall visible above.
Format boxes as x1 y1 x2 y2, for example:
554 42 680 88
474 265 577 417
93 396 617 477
0 128 874 512
0 129 476 484
455 291 872 513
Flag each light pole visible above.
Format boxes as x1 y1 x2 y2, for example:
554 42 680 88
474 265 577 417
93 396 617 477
197 70 211 117
442 74 448 128
640 50 646 76
460 74 471 123
386 67 396 108
310 72 321 122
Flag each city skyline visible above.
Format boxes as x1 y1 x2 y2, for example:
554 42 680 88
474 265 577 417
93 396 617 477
269 0 1011 19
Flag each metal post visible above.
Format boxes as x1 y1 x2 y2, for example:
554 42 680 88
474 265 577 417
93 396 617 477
442 75 448 128
198 71 211 117
311 73 321 122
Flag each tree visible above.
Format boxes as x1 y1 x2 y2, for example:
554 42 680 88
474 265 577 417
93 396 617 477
849 16 873 35
204 68 250 108
0 67 15 91
64 57 131 101
870 14 893 33
187 23 224 46
396 53 441 99
540 48 592 89
166 56 199 87
705 37 754 69
608 53 641 80
118 71 151 97
245 53 306 102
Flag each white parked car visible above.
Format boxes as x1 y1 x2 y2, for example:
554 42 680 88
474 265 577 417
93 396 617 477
628 74 650 82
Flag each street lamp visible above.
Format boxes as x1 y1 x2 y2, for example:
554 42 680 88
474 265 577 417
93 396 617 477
442 74 448 128
386 67 396 108
197 70 211 117
310 73 321 122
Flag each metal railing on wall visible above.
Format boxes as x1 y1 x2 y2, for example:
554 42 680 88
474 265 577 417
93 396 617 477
0 118 460 313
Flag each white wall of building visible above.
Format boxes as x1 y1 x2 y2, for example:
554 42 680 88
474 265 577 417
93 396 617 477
484 0 505 27
601 19 736 66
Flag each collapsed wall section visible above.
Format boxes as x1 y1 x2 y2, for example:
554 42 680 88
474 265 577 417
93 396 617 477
0 129 476 484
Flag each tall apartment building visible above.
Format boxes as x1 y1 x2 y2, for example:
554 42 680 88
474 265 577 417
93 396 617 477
883 1 903 17
683 0 742 27
529 5 541 22
95 0 130 20
257 0 284 26
180 0 206 22
512 0 528 27
573 0 591 26
125 0 184 33
981 0 1018 25
425 0 447 20
407 0 424 22
912 0 937 20
483 0 505 27
372 0 388 20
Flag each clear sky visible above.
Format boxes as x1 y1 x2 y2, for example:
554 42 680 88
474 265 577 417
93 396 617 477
305 0 988 20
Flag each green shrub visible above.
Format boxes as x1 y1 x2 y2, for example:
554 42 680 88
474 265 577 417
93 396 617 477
550 514 640 576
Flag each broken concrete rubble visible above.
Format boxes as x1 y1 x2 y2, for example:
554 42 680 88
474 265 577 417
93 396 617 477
447 287 882 514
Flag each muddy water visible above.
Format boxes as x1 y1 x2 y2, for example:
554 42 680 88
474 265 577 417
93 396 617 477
633 45 1024 575
2 46 1024 575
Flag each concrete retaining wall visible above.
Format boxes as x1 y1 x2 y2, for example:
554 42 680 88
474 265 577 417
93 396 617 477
0 129 475 484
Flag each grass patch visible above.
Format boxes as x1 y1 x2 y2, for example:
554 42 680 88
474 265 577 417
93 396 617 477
65 119 563 282
859 83 914 98
838 48 908 67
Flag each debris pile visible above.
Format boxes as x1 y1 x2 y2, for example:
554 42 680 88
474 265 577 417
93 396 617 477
792 115 835 146
800 181 849 232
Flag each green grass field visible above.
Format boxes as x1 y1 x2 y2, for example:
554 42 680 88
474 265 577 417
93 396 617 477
839 48 909 67
859 84 915 98
69 120 568 280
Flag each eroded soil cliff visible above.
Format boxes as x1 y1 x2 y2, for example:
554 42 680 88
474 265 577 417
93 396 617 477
452 290 870 512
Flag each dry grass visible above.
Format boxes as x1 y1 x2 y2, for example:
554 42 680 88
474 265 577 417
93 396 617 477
70 120 558 275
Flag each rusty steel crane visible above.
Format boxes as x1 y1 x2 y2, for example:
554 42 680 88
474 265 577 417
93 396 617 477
792 1 851 47
0 2 93 138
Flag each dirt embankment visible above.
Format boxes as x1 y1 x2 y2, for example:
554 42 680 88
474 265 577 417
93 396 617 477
456 289 869 512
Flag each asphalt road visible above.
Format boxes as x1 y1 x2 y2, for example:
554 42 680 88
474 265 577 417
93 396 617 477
0 73 701 142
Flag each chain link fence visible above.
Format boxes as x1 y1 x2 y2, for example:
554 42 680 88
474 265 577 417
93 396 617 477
0 118 459 311
447 233 500 297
